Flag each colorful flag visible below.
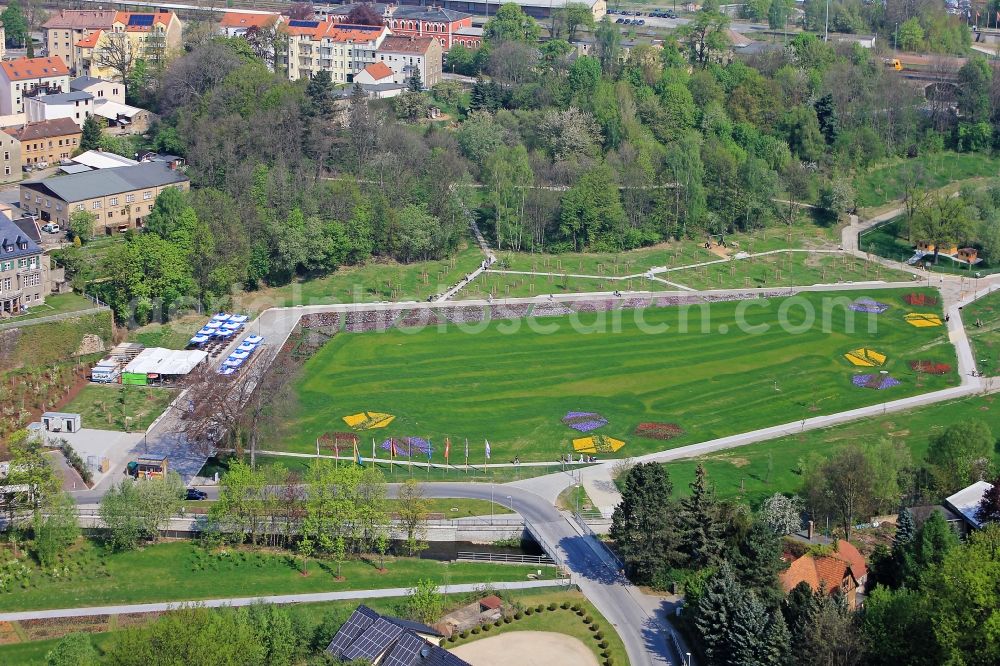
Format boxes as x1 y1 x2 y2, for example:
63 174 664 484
354 440 362 466
464 438 469 463
372 438 376 460
485 440 491 459
445 437 451 462
427 440 432 462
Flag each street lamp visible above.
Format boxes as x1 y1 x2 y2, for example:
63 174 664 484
686 652 692 666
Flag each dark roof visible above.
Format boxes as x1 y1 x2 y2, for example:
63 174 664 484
33 91 92 105
392 6 471 22
11 216 41 244
10 118 81 142
387 616 445 638
0 215 42 261
21 162 188 203
327 605 469 666
70 76 105 91
908 504 965 526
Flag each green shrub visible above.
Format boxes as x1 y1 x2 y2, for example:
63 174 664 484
534 604 543 612
447 635 457 643
571 603 582 611
482 623 491 632
460 631 468 639
494 619 502 627
599 640 609 648
548 602 557 611
605 657 614 666
591 624 601 633
514 612 523 620
584 615 593 624
471 627 480 635
576 609 585 616
561 601 571 609
525 608 534 616
503 616 512 624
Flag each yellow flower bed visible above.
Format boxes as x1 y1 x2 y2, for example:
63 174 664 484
342 411 396 429
572 435 626 454
844 347 887 367
904 313 943 328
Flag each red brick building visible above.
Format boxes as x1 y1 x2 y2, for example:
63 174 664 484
325 4 481 49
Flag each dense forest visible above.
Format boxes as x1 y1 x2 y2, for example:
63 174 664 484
52 3 1000 322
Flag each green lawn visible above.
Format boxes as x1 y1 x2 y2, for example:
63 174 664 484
0 541 548 612
3 292 98 323
179 496 512 518
662 393 1000 507
237 240 485 312
963 288 1000 375
272 288 957 462
128 313 214 350
664 253 917 291
61 384 175 432
853 152 1000 209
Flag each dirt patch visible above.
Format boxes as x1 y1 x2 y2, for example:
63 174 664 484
706 244 731 259
451 631 600 666
727 457 751 468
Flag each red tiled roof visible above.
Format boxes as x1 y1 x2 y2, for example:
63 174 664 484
832 539 868 581
286 21 387 43
75 31 102 48
361 62 393 80
219 12 281 29
479 595 503 610
43 10 116 30
1 57 70 82
379 34 436 54
779 551 860 596
10 118 82 142
779 554 820 593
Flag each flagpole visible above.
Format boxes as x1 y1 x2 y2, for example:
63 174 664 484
427 438 431 479
408 437 413 478
465 437 469 475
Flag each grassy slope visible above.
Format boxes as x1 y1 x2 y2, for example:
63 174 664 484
4 292 97 323
963 288 1000 375
0 541 548 612
60 385 175 432
274 289 956 461
662 393 1000 507
861 217 1000 276
853 151 1000 209
236 240 485 313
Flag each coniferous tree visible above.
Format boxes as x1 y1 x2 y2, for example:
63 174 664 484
407 69 423 92
729 591 790 666
610 463 681 584
905 510 958 586
306 70 333 117
732 517 786 602
80 115 103 152
679 464 724 568
695 563 742 666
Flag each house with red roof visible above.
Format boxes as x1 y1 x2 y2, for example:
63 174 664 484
779 539 869 609
43 10 117 76
375 35 442 88
285 20 390 83
0 57 71 115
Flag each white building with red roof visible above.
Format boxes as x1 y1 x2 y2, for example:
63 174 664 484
0 57 71 115
285 20 390 83
218 11 285 38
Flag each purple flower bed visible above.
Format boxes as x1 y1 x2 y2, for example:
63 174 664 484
562 411 609 432
852 374 901 390
381 437 432 457
848 297 890 314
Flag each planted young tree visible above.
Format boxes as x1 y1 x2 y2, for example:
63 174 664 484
32 492 80 567
210 459 267 547
403 578 444 624
397 479 429 556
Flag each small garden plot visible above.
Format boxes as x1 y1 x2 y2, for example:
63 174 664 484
852 374 902 390
342 411 395 429
844 348 887 367
905 293 939 306
905 313 943 328
634 422 684 440
562 412 608 433
381 437 433 457
910 360 952 374
849 297 890 314
572 435 625 454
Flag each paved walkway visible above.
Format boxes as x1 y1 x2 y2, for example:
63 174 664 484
0 580 565 622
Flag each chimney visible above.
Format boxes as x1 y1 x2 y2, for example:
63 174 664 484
807 520 814 541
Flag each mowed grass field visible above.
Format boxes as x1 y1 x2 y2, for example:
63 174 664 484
275 288 958 462
963 287 1000 375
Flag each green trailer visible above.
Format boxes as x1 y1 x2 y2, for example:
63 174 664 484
121 372 148 386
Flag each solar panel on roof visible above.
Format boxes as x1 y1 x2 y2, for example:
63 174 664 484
341 618 404 661
382 632 425 666
288 19 320 27
128 14 155 26
327 607 379 657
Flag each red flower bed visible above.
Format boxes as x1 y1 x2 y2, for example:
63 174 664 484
635 422 684 440
904 293 938 306
910 360 952 374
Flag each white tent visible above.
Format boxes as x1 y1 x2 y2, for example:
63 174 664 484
123 348 208 376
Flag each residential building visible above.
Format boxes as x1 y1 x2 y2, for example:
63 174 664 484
23 91 94 128
0 22 5 59
71 150 138 170
79 12 183 80
92 100 157 135
779 539 868 609
218 11 284 37
19 162 189 235
0 130 21 184
325 605 470 665
286 20 390 83
375 35 442 87
42 10 117 76
0 214 49 315
351 62 406 98
9 118 81 168
0 57 71 115
70 76 125 105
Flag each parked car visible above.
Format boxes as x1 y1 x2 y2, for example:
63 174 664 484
41 222 60 234
637 19 646 25
185 488 208 501
616 17 624 22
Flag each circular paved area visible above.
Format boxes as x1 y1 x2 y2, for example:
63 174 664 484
450 630 600 666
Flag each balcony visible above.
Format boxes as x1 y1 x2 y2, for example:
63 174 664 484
23 83 62 99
